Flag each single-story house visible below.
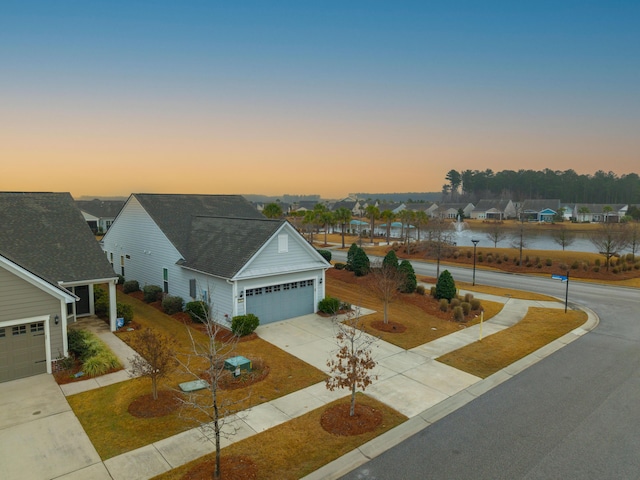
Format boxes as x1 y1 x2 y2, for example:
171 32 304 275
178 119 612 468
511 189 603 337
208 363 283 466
470 199 516 220
433 203 475 219
573 204 628 223
101 194 330 325
0 192 118 383
76 198 125 234
519 199 561 222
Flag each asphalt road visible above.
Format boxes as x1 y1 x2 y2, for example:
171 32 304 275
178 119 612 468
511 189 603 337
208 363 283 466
333 251 640 480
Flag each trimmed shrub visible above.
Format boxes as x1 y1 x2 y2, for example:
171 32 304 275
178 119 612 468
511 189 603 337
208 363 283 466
94 294 109 318
466 250 472 258
346 243 359 270
352 247 370 277
143 285 163 303
593 266 600 272
430 286 437 297
546 258 553 266
123 280 140 294
470 299 482 311
503 254 509 262
450 298 461 308
461 301 471 315
477 254 484 263
318 296 341 314
117 274 125 285
416 285 426 295
612 267 620 274
595 258 601 266
317 249 332 262
452 306 465 322
435 270 456 301
383 250 399 270
439 298 449 312
162 295 184 315
559 263 569 271
399 260 417 293
116 302 134 325
464 293 474 303
68 329 91 359
231 314 260 336
571 261 579 270
634 263 640 270
185 301 209 323
334 262 346 270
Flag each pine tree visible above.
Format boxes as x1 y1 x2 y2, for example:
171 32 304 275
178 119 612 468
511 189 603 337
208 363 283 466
382 250 399 271
346 243 359 271
398 260 417 293
352 247 370 277
435 269 456 300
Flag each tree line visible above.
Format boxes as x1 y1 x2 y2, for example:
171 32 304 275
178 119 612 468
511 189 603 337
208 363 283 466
443 169 640 204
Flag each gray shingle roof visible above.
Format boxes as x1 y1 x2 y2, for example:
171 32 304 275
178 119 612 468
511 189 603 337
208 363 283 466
181 216 285 278
76 199 125 218
0 192 117 285
474 199 511 211
521 199 561 212
133 194 264 254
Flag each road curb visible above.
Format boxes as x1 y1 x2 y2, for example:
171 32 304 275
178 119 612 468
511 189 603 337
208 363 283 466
301 304 600 480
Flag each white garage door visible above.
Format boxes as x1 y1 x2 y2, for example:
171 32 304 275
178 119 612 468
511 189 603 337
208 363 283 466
0 322 47 383
245 280 315 324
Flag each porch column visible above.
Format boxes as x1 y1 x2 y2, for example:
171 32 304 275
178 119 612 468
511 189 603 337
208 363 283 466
109 280 117 331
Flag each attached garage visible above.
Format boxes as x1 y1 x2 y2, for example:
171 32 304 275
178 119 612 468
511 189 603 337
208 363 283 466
0 321 47 383
245 280 315 324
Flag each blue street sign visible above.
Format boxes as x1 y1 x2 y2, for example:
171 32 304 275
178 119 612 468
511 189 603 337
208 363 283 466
551 274 567 282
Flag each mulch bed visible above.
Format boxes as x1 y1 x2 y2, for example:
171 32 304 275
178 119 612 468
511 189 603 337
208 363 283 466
53 358 123 385
128 390 183 418
320 403 383 436
172 312 258 343
181 455 257 480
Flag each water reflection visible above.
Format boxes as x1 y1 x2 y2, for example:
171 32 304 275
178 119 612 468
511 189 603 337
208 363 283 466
451 225 599 253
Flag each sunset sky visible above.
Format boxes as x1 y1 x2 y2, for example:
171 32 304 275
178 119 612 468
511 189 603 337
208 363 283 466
1 1 638 199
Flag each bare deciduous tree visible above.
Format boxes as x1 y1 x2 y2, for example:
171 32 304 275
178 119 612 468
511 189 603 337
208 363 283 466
128 328 177 400
176 300 247 480
366 260 406 324
590 223 630 271
551 225 576 251
485 221 507 248
326 309 378 417
424 217 455 278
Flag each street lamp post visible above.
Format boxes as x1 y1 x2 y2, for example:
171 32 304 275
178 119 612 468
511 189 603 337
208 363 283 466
471 239 480 286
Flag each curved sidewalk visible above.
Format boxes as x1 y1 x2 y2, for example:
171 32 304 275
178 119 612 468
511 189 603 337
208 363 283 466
51 294 598 480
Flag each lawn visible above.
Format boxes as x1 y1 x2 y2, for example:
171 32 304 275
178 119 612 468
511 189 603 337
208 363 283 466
326 268 504 349
437 307 587 378
68 290 327 460
151 393 407 480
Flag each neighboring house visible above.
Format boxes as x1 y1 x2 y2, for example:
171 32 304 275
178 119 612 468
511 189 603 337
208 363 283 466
470 199 516 220
0 192 118 383
405 202 439 218
332 197 367 217
101 194 330 325
519 199 561 222
573 204 628 223
433 203 475 219
76 199 125 234
377 202 406 215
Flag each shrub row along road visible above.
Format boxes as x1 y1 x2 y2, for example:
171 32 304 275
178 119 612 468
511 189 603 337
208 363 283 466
332 251 640 479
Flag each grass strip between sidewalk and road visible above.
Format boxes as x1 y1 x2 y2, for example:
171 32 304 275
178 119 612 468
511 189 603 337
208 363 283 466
152 393 407 480
437 307 587 378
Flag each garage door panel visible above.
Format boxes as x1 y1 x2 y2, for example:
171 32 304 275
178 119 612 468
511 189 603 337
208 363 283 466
0 322 47 382
246 281 315 324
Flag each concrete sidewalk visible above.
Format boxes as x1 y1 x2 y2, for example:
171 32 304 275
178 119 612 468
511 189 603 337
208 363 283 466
30 290 597 480
85 292 597 480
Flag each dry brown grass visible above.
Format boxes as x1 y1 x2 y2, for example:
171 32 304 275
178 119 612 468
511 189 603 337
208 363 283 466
437 307 587 378
68 291 326 460
326 269 504 349
151 394 407 480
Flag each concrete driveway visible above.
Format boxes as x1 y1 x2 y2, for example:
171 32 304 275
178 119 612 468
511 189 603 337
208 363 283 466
0 374 110 480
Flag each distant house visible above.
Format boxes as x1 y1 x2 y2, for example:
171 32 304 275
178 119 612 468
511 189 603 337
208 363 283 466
519 199 561 222
470 199 516 220
101 194 330 325
405 202 439 218
377 202 406 215
573 204 628 223
0 192 118 383
76 199 125 234
331 197 367 217
433 203 475 219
